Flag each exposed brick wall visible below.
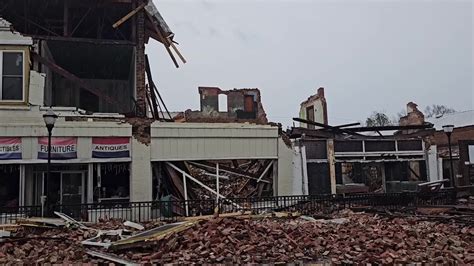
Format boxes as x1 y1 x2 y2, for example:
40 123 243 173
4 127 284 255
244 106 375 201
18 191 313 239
185 87 268 124
428 126 474 149
135 4 146 117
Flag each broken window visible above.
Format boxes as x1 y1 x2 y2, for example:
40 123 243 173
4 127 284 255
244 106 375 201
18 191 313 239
94 163 130 203
0 51 24 101
385 161 428 192
46 41 134 113
306 106 315 129
335 162 383 192
218 94 227 112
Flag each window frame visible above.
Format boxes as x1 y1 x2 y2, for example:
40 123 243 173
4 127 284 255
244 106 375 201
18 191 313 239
0 49 27 104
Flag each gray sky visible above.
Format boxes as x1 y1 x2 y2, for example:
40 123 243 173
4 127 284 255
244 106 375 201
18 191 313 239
147 0 473 127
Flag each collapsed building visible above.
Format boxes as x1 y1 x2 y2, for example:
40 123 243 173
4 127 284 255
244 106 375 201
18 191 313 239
0 0 291 220
426 110 474 191
282 88 473 195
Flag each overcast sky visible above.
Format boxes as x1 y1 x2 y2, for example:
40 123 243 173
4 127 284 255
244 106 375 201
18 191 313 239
147 0 473 127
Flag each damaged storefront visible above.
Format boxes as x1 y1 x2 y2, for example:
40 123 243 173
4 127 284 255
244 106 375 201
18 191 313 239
0 133 133 216
150 122 280 216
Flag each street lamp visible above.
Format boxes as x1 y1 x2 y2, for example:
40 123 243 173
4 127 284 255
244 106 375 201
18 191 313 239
42 108 58 216
442 124 455 188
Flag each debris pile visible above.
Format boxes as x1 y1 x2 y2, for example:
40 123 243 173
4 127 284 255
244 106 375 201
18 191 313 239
120 211 473 264
0 209 472 264
163 160 274 202
186 160 272 198
0 215 159 264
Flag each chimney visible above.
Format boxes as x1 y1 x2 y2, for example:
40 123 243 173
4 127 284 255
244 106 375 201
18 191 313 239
317 87 324 98
406 101 418 114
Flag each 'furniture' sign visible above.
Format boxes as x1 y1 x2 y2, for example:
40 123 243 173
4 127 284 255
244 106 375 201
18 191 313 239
38 137 77 159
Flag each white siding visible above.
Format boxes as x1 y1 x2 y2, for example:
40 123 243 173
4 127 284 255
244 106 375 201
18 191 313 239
151 123 279 161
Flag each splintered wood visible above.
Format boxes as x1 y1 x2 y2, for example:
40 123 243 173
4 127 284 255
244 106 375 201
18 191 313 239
185 160 274 199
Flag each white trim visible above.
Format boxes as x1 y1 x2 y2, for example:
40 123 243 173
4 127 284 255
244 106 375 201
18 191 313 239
0 50 26 102
19 164 25 206
0 40 33 46
0 52 2 99
87 163 94 204
152 156 278 161
0 158 132 165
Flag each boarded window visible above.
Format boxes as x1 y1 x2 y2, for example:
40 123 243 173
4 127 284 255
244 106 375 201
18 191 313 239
1 52 23 101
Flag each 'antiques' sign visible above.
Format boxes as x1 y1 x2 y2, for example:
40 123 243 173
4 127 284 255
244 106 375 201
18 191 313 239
38 137 77 159
0 137 22 160
92 137 130 158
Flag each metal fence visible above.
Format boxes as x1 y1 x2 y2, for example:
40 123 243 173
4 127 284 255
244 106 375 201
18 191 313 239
0 190 456 223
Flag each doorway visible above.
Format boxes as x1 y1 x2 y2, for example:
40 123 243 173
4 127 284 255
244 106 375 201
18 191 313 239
34 171 85 206
306 106 315 129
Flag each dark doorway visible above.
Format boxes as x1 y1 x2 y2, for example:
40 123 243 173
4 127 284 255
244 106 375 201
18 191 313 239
307 163 331 194
306 106 315 129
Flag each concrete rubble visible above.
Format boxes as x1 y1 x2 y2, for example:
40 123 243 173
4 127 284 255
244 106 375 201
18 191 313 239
0 208 472 264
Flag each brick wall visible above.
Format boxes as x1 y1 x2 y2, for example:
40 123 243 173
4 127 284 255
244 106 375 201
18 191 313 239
135 5 146 117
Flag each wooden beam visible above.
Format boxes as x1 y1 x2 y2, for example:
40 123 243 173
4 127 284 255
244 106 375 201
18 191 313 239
112 2 147 28
32 53 120 106
334 122 361 128
166 162 242 209
169 38 187 64
145 12 179 68
145 55 173 120
28 34 135 45
293 117 365 137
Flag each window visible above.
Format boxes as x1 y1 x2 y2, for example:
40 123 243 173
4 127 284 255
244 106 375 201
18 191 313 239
0 51 24 101
218 94 227 112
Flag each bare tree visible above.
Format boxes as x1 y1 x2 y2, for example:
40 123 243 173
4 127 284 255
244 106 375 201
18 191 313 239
424 104 455 118
366 112 393 127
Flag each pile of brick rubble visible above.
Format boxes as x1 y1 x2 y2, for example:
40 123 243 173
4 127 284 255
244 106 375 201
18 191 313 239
0 210 472 264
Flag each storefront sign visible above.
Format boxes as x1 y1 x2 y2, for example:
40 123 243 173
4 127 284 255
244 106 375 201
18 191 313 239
38 137 77 159
0 137 22 160
92 137 130 158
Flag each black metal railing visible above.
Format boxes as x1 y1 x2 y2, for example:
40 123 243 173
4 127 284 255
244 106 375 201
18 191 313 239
0 205 42 224
0 190 457 223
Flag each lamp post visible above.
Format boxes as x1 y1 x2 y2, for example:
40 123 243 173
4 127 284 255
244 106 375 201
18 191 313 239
442 125 455 188
42 108 58 216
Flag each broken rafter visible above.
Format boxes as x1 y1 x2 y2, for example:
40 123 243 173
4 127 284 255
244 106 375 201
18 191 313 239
256 161 273 183
334 122 361 128
344 124 434 132
165 162 242 208
168 38 186 64
112 2 147 28
145 55 173 121
293 118 365 137
145 11 179 68
28 34 135 45
188 161 271 184
32 53 120 107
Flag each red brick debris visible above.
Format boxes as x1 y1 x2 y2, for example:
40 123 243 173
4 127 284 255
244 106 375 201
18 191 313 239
0 210 472 264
